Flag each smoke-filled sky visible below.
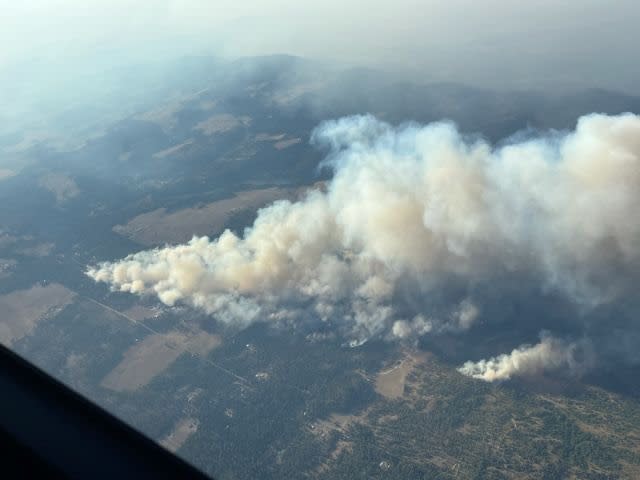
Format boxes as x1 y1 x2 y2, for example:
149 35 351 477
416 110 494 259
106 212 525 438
7 1 640 382
3 0 640 93
89 112 640 381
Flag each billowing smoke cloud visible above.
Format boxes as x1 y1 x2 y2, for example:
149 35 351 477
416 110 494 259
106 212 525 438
457 334 591 382
88 113 640 369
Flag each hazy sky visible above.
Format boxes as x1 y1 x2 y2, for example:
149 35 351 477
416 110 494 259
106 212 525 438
2 0 639 92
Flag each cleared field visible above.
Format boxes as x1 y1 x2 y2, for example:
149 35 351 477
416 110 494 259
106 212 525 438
17 242 54 257
101 329 221 392
135 100 184 131
254 132 301 149
375 352 425 399
254 133 286 142
161 417 199 453
270 82 324 106
113 187 291 246
194 114 250 136
122 305 164 321
38 172 79 204
274 138 301 150
135 91 216 132
0 283 75 346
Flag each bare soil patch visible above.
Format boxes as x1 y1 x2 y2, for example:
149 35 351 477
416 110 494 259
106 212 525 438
122 305 164 321
113 187 291 246
161 417 199 453
254 133 286 142
194 114 250 136
274 138 302 150
101 329 221 392
0 283 75 346
38 173 79 204
375 353 427 399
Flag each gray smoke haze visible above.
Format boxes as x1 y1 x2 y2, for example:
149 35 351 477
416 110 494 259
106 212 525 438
3 1 640 95
4 1 639 162
89 112 640 375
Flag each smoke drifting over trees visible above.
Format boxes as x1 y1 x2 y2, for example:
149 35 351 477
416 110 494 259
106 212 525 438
458 334 592 381
89 112 640 379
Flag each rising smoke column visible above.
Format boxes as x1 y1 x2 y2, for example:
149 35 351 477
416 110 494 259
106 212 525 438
88 113 640 354
457 334 591 382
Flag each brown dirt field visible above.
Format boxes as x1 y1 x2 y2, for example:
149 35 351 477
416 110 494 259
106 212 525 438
374 351 429 400
270 82 324 106
274 138 302 150
160 417 199 453
0 283 75 346
122 305 163 321
113 187 292 246
194 114 250 135
17 242 54 257
38 173 79 204
101 329 221 392
254 133 286 142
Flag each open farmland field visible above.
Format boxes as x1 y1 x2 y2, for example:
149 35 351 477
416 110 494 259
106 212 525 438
101 329 221 392
374 353 427 400
112 187 292 246
161 417 200 453
194 114 251 136
0 283 75 346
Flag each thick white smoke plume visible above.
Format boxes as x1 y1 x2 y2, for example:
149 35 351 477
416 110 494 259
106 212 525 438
88 113 640 351
457 334 588 382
